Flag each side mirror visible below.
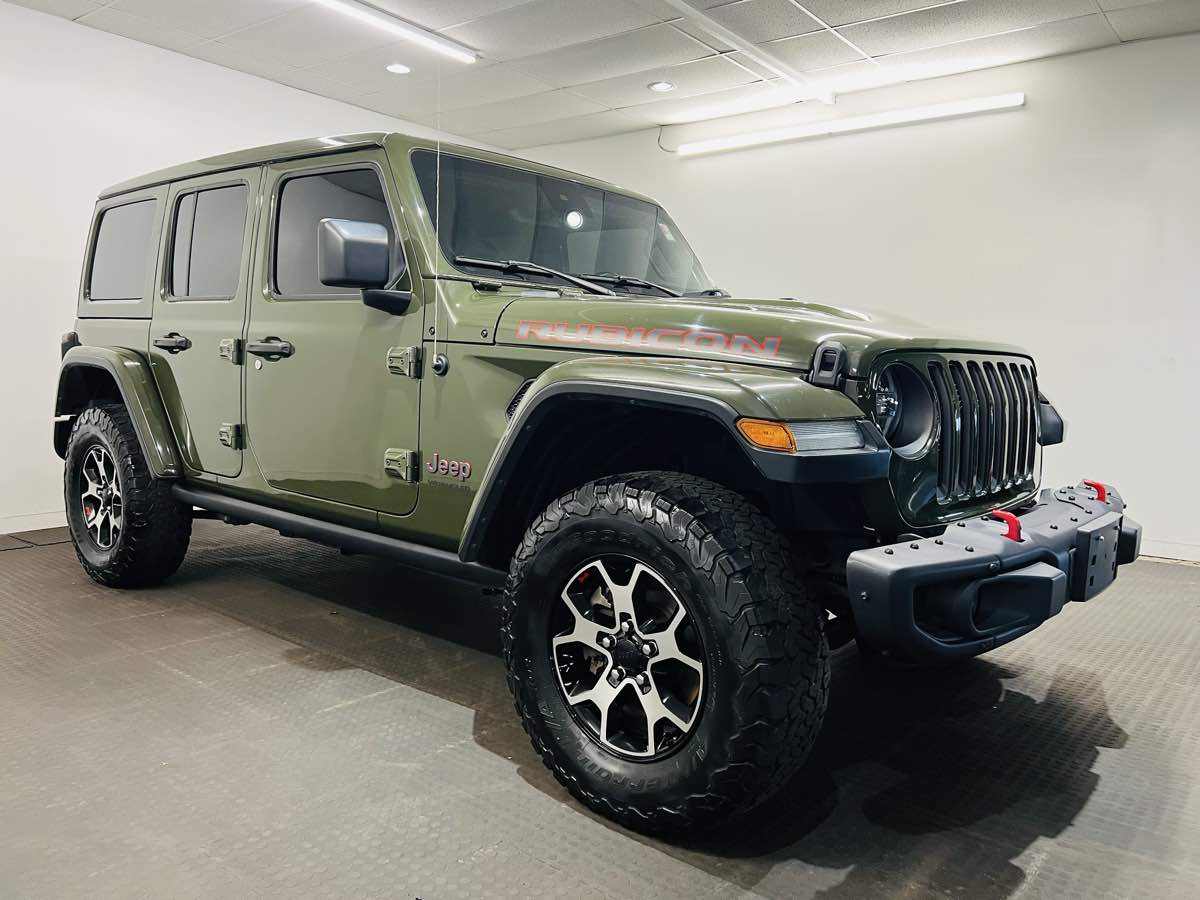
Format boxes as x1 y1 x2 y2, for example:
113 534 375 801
317 218 392 289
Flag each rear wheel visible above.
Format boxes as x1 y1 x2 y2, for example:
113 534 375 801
64 404 191 587
502 471 829 834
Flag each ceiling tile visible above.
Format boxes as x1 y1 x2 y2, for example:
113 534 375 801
108 0 308 40
365 0 538 31
5 0 104 18
1105 0 1200 40
512 23 712 87
181 37 306 81
76 6 206 51
369 64 550 118
767 30 867 71
304 40 500 92
866 12 1116 82
212 4 399 69
441 0 662 59
433 89 608 133
569 54 759 108
479 109 646 147
838 0 1099 57
798 1 964 28
705 0 823 42
617 80 807 124
668 18 738 51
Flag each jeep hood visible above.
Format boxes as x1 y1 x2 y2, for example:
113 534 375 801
495 294 1033 377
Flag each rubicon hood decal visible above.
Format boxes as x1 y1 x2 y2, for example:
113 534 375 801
497 296 1032 375
515 319 782 358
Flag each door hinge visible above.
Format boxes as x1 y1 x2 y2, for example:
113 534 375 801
218 337 244 365
384 448 419 482
218 423 245 450
386 345 422 378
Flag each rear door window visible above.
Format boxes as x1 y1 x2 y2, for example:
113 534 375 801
170 184 250 299
88 199 157 300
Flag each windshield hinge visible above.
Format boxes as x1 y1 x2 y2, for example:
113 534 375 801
387 345 422 378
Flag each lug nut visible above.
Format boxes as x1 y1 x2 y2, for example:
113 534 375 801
641 642 654 657
620 620 632 634
599 635 613 649
635 673 647 687
608 667 624 685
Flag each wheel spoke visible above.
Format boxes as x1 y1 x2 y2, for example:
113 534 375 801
555 585 607 652
597 559 638 625
650 606 704 674
639 676 690 743
565 677 621 743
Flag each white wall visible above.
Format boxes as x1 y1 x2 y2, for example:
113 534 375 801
530 34 1200 562
0 2 468 532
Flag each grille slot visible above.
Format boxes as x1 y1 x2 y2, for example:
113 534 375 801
926 357 1039 503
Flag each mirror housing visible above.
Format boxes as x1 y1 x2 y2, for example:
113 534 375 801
317 218 392 289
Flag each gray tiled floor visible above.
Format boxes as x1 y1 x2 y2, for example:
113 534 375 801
1 521 1197 898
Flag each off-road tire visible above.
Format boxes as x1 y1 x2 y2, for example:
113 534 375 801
64 403 191 587
501 471 829 835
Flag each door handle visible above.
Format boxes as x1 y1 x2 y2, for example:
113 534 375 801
246 337 295 360
153 333 192 354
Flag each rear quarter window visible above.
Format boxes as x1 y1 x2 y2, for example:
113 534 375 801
88 199 158 301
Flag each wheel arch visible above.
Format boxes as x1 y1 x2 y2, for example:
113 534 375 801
459 357 883 569
55 346 182 478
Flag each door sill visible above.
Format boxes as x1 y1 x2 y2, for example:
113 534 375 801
172 485 504 588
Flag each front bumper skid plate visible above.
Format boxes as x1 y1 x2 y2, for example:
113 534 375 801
847 481 1141 661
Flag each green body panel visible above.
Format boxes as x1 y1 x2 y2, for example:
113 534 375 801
237 150 425 518
57 342 181 477
63 129 1047 559
149 165 263 479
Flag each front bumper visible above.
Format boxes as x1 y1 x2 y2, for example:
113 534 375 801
847 481 1141 662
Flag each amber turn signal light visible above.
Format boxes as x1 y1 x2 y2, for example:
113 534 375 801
736 418 796 452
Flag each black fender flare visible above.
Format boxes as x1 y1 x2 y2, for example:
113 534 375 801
457 379 890 564
55 346 182 478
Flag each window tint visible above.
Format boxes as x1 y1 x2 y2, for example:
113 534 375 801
274 169 395 296
89 199 157 301
171 184 249 298
412 150 712 295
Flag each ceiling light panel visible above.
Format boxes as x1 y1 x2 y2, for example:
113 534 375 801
676 92 1026 155
312 0 478 63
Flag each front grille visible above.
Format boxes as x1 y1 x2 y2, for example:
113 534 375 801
927 357 1039 503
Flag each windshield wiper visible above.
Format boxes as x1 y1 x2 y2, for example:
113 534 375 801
683 287 731 298
574 272 680 298
454 256 614 295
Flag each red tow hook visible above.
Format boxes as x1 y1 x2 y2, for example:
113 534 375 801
988 510 1022 542
1082 479 1108 502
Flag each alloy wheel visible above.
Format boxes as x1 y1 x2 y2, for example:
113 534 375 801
551 555 705 758
80 445 122 550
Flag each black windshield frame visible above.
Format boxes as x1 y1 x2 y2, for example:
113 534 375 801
410 149 714 296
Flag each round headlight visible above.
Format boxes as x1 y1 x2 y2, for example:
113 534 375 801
872 363 935 458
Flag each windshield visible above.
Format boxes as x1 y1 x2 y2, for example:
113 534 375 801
411 150 714 296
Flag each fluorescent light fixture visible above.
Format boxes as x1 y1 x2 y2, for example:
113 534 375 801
676 92 1026 156
313 0 477 64
648 80 676 93
385 62 411 74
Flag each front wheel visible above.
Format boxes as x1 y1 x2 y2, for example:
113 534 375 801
501 472 829 834
64 404 192 587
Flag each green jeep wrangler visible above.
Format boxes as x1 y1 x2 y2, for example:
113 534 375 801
55 132 1141 834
